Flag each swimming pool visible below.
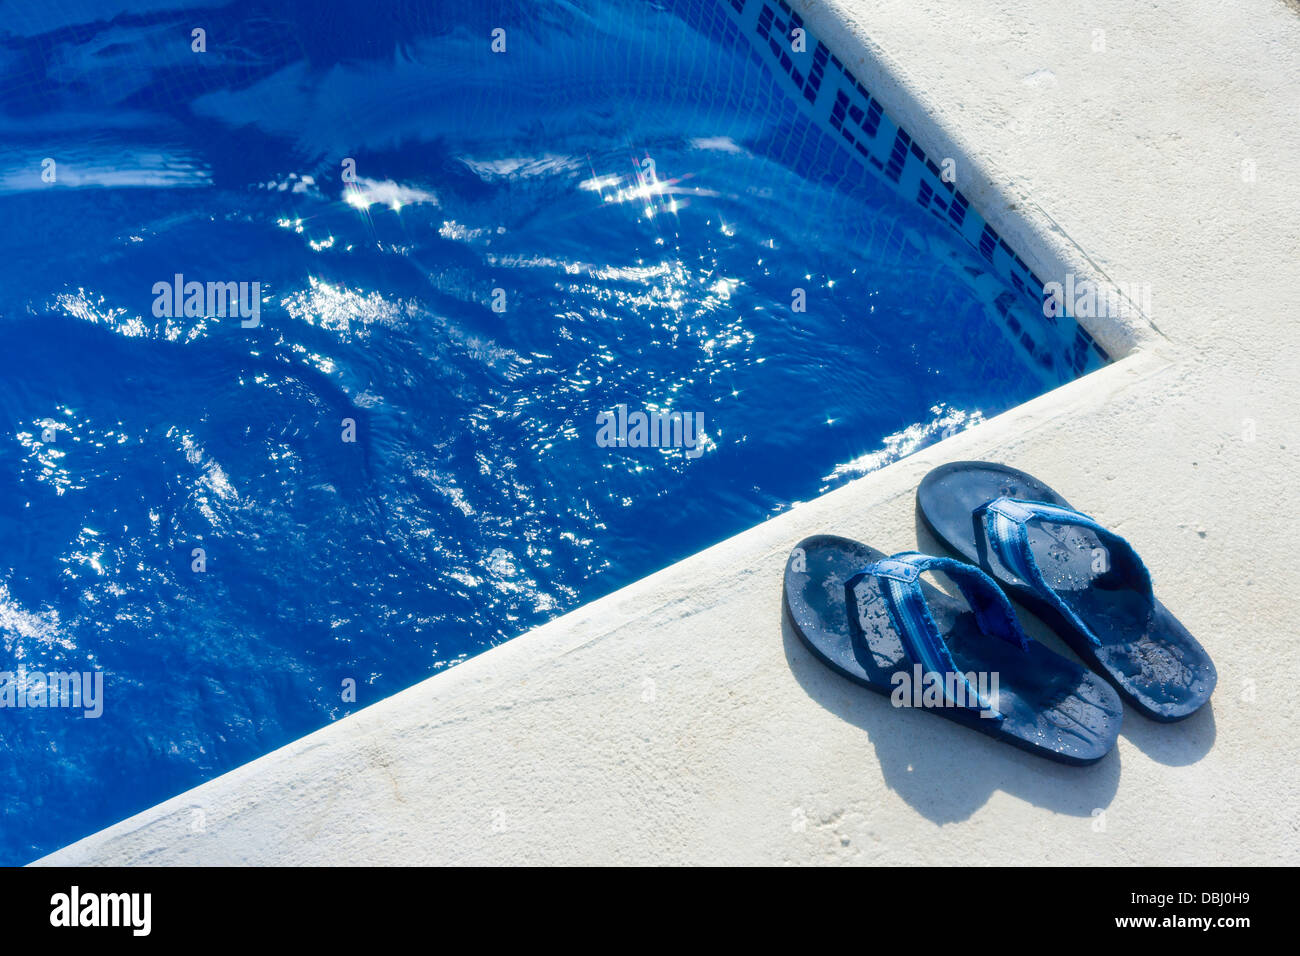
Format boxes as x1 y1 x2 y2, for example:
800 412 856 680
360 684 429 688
0 0 1104 863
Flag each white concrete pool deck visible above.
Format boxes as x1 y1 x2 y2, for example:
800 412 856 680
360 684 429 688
40 0 1299 865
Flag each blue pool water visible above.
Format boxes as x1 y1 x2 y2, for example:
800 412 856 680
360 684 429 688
0 0 1099 863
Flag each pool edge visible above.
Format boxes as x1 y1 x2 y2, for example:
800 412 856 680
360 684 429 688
33 349 1173 866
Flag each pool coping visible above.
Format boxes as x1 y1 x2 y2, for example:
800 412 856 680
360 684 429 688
786 0 1163 364
35 0 1300 865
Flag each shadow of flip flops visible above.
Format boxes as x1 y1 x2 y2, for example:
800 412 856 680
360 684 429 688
781 612 1122 825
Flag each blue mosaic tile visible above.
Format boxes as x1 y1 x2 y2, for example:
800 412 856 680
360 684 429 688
675 0 1110 376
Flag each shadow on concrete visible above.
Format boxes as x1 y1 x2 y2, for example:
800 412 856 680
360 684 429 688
1119 701 1216 765
781 614 1122 825
915 509 1217 767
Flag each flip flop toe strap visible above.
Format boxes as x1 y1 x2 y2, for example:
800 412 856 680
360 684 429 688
975 496 1154 648
846 552 1029 719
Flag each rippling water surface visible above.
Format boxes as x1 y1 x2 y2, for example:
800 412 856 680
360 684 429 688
0 0 1075 862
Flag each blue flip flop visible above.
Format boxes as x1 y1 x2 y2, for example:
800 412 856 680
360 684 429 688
783 535 1123 765
917 461 1217 722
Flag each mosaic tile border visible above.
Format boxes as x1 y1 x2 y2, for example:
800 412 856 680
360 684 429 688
713 0 1110 374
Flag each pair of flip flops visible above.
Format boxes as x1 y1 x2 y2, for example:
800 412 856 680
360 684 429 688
783 461 1217 765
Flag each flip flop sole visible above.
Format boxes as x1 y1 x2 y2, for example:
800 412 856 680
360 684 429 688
917 461 1217 722
783 534 1122 765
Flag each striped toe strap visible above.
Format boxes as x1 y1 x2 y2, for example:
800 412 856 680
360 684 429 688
846 552 1029 719
974 496 1154 648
